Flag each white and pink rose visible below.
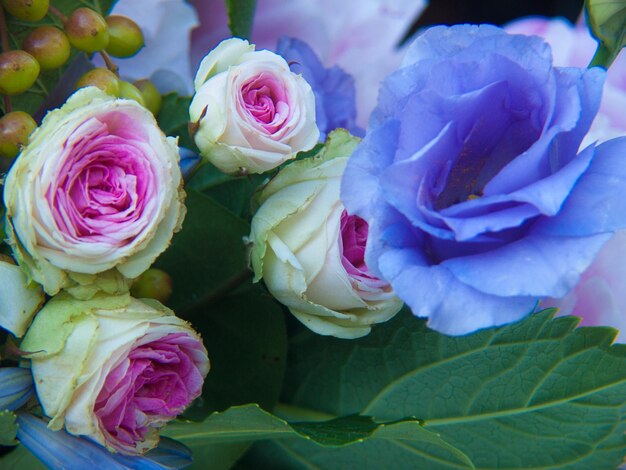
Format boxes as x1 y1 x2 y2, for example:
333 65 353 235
21 293 209 455
249 130 402 338
189 38 319 175
3 87 185 298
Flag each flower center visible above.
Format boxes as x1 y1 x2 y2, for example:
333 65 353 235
240 72 290 134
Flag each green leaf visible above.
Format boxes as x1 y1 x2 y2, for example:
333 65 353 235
164 404 472 470
0 445 46 470
225 0 257 39
254 309 626 469
155 190 250 314
585 0 626 67
0 411 18 446
183 286 287 419
2 0 116 116
157 93 195 150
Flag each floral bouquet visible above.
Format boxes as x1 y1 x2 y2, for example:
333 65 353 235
2 0 626 468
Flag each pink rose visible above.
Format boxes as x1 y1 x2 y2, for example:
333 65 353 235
506 17 626 145
190 38 319 174
4 87 185 298
21 294 210 454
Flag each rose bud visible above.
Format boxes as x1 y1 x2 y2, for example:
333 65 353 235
0 258 44 337
16 413 192 469
21 293 209 455
3 87 185 298
189 38 319 175
0 368 34 411
249 130 403 338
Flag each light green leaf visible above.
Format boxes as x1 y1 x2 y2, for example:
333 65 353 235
255 309 626 469
164 404 473 470
225 0 257 39
0 411 18 446
585 0 626 67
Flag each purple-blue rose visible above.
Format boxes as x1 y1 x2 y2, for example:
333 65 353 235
276 37 364 140
341 24 626 335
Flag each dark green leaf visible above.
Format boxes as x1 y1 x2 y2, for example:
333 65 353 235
257 309 626 469
155 190 250 313
2 0 116 117
157 93 196 150
0 445 46 469
225 0 257 39
164 404 472 470
585 0 626 67
0 411 17 446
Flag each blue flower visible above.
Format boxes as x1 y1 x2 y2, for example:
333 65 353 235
0 368 34 411
15 413 192 469
276 37 364 140
341 24 626 335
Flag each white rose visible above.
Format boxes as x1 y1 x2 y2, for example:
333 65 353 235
0 258 44 337
249 130 403 338
3 87 185 298
189 38 320 174
21 293 210 455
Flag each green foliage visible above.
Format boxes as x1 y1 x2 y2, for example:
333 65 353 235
0 411 18 446
585 0 626 67
237 309 626 469
1 0 116 116
157 92 195 149
225 0 257 39
0 445 46 469
164 404 473 470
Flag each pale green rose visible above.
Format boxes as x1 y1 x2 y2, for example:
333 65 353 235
0 258 44 337
249 130 403 339
21 293 210 455
189 37 319 175
3 87 185 299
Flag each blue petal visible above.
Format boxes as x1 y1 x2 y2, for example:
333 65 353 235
534 137 626 237
0 368 34 411
377 248 537 335
442 233 612 297
179 147 201 179
16 413 192 470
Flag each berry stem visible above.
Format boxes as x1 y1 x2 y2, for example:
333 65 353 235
47 4 68 23
98 50 119 75
0 6 13 112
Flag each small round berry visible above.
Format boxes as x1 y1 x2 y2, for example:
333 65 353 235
105 15 144 58
0 111 37 159
118 80 145 106
0 51 40 95
64 7 110 53
130 268 173 304
1 0 49 22
135 79 162 115
75 68 120 96
22 26 71 71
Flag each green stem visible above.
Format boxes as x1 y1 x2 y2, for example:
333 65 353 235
273 403 337 422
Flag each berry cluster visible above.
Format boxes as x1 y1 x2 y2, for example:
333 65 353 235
0 0 162 159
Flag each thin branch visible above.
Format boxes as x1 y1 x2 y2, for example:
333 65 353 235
47 4 68 23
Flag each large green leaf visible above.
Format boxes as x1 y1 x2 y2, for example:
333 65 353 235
0 411 17 446
585 0 626 67
1 0 116 116
0 445 46 469
157 93 196 150
155 190 250 314
164 404 473 470
248 309 626 469
225 0 257 39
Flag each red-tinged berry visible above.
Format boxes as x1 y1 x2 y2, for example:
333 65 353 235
23 26 71 71
75 68 120 96
105 15 144 58
0 51 40 95
135 79 162 115
0 111 37 159
130 269 173 304
65 7 109 53
1 0 49 22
